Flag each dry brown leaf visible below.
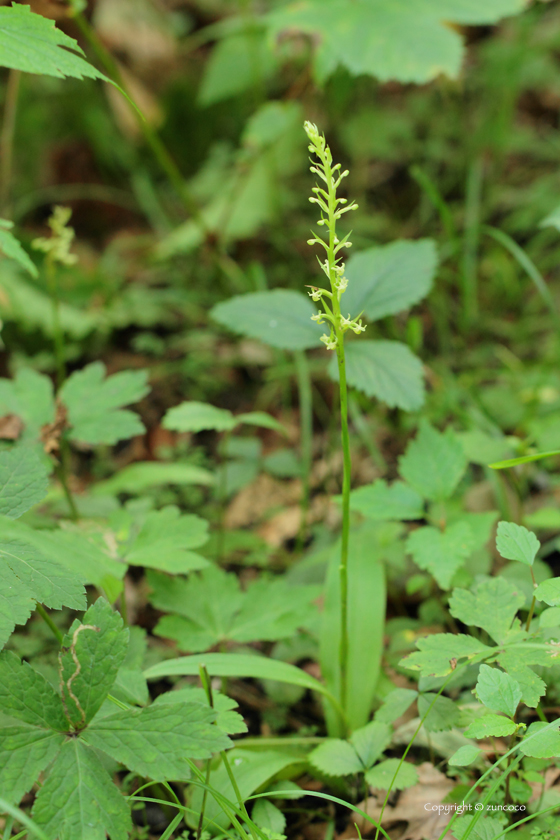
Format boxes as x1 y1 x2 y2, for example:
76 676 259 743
94 0 176 68
258 505 302 547
225 473 301 529
40 400 68 455
0 413 24 441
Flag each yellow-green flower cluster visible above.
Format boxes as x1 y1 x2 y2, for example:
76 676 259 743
32 206 78 267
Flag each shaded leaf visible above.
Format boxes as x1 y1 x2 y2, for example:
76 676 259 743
449 577 525 643
518 721 560 759
401 634 492 678
252 799 286 836
417 694 460 732
93 461 214 496
374 688 418 725
534 578 560 607
199 29 277 106
399 422 467 502
349 480 424 521
308 739 363 776
0 651 67 730
406 522 474 589
153 687 247 735
464 714 517 738
163 401 237 433
0 220 37 277
0 446 49 519
0 723 65 805
448 745 481 767
496 521 540 566
365 759 418 791
350 720 392 769
475 665 521 718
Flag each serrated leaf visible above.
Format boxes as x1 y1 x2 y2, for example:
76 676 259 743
349 480 424 521
308 739 363 776
0 220 37 277
149 565 318 651
365 758 418 791
92 461 214 496
464 714 517 738
88 701 230 780
375 688 418 724
449 577 525 643
401 634 492 677
211 290 323 351
0 535 85 648
350 720 392 769
252 799 286 836
60 362 149 446
400 422 467 502
518 721 560 759
496 521 540 566
153 687 247 735
406 522 474 589
417 693 460 732
452 815 505 840
0 5 108 81
534 578 560 607
497 653 546 709
0 446 49 518
475 665 521 718
0 723 65 805
124 506 210 574
329 340 425 411
448 745 482 767
32 739 131 840
343 239 437 320
59 598 129 728
0 650 67 730
266 0 526 85
163 401 237 433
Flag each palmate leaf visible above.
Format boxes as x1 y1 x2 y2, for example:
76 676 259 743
149 565 318 652
153 687 247 735
32 739 132 840
406 521 475 589
0 533 85 648
417 693 460 732
349 479 424 521
266 0 527 85
399 421 467 502
0 651 68 730
0 4 108 80
497 652 547 709
449 577 525 644
309 721 391 777
374 688 418 725
0 724 65 805
401 634 493 677
0 446 49 519
0 219 37 277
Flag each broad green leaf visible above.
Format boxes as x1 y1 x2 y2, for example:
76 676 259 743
0 446 49 518
266 0 527 85
518 721 560 759
374 688 418 725
149 565 318 651
417 693 460 732
365 759 418 791
320 525 386 734
475 665 521 718
112 626 149 707
251 799 286 836
0 5 108 80
350 720 392 769
0 368 54 445
144 652 331 699
88 702 230 781
464 714 517 738
92 461 214 495
401 634 492 678
308 739 363 776
343 239 437 320
496 521 540 566
59 598 129 728
329 340 425 411
534 578 560 607
0 651 67 730
211 290 323 351
452 815 505 840
32 739 132 840
399 422 467 502
153 687 247 735
124 506 210 574
60 362 149 446
0 535 85 648
235 411 287 435
497 654 546 709
406 521 474 589
449 577 525 644
349 480 424 521
0 724 65 805
0 220 37 277
540 607 560 628
199 29 277 106
163 401 237 433
448 745 482 767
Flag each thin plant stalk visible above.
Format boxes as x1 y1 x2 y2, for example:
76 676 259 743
462 155 485 328
295 349 313 549
0 68 20 215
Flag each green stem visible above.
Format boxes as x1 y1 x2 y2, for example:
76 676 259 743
36 603 63 644
295 350 312 550
0 68 20 215
46 257 66 388
221 751 258 840
216 430 231 562
461 155 484 329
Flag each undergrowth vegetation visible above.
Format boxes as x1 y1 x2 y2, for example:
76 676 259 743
4 2 560 840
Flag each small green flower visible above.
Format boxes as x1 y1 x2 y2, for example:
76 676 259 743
32 205 78 267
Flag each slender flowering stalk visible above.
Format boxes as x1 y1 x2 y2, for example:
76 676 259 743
304 121 364 731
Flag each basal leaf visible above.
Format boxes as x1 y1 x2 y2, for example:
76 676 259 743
475 665 521 718
92 461 214 496
0 446 49 519
401 634 492 677
464 714 517 738
329 340 425 411
374 688 418 725
0 651 67 730
0 4 108 81
0 724 64 805
88 702 230 781
417 693 460 732
32 739 131 840
60 362 149 446
534 578 560 607
59 598 129 728
0 220 37 277
519 721 560 759
365 758 418 791
266 0 526 85
343 239 437 320
406 521 474 589
308 739 363 776
349 479 424 521
0 534 86 648
448 745 482 767
163 401 237 433
449 577 525 644
399 422 467 502
349 720 392 769
496 521 540 566
211 289 323 351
